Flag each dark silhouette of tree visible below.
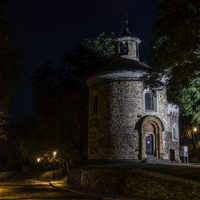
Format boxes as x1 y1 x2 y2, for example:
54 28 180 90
148 0 200 91
145 0 200 149
177 74 200 150
60 32 115 95
0 0 24 138
3 118 35 170
28 33 115 171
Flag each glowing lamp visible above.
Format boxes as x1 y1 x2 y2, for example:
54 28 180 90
194 128 197 132
53 151 57 156
37 158 40 162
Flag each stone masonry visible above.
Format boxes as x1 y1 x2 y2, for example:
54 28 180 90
86 24 180 164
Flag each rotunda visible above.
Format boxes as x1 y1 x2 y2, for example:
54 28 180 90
86 21 180 164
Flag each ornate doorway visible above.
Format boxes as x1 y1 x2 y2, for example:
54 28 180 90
139 115 164 161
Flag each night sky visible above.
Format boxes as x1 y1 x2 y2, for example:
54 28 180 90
10 0 161 120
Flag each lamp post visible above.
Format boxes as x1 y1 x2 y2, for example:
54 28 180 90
37 158 40 180
191 127 197 153
53 151 57 181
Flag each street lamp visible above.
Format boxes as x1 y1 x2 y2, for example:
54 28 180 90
37 158 40 180
194 127 197 132
53 151 57 181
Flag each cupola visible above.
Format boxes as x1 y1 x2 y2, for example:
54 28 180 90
113 17 142 61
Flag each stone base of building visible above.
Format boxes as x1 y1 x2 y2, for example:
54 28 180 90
86 159 141 165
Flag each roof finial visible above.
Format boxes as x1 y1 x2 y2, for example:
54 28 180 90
125 11 129 30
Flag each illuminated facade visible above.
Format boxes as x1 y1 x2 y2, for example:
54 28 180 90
86 24 180 164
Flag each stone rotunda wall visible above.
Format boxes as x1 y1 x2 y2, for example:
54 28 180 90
87 73 180 163
88 78 143 161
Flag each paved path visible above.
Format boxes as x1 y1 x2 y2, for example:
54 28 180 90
0 179 151 200
0 179 100 199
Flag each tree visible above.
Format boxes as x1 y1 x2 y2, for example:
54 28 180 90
29 62 88 173
0 0 24 138
29 33 115 171
148 0 200 92
146 0 200 149
60 32 115 95
3 118 35 170
177 74 200 149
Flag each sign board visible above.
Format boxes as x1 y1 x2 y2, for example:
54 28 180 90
179 146 189 163
179 146 188 157
184 146 188 153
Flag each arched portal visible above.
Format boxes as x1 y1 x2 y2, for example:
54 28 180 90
139 115 164 161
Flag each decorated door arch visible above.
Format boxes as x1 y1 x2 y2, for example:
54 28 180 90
139 115 164 161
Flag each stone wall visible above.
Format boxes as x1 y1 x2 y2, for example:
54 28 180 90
140 87 180 161
167 114 180 161
88 80 143 160
67 168 200 199
87 73 180 162
88 84 111 160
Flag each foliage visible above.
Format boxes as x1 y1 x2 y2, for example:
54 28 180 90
3 118 35 170
178 74 200 122
147 0 200 92
146 0 200 147
27 33 115 169
0 0 24 138
28 61 88 171
60 32 115 90
177 74 200 149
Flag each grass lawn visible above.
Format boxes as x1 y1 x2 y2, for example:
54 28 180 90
86 162 200 182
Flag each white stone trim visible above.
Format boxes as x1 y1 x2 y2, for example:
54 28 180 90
142 88 158 114
99 71 144 79
167 103 179 117
172 123 179 141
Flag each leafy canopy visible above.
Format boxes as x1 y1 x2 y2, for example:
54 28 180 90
61 32 115 85
178 73 200 122
148 0 200 91
0 0 24 138
26 32 115 166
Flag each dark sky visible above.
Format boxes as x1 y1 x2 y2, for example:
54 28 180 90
10 0 161 120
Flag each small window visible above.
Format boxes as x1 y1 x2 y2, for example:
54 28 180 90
144 90 157 111
93 95 98 114
136 43 139 58
145 93 151 109
172 123 179 141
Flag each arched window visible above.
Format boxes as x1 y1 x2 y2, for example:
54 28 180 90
93 95 98 114
172 123 179 141
145 93 151 109
143 89 157 112
119 41 128 55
